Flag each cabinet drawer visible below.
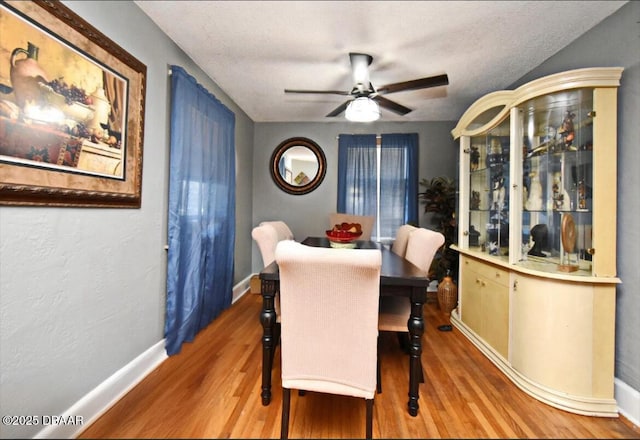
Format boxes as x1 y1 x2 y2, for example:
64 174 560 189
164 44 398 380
462 256 509 287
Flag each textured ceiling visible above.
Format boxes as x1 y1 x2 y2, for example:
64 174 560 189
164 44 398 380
135 1 626 122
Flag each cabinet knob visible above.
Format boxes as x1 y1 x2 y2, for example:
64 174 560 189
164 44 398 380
587 248 595 255
463 230 469 236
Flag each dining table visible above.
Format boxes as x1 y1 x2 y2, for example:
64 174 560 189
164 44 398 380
259 236 431 417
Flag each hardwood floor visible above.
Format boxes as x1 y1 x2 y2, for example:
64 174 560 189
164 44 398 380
79 292 640 439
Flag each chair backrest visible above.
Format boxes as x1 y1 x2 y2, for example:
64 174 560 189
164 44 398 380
390 224 417 257
260 220 294 242
329 213 375 241
404 228 445 278
252 221 294 267
252 223 279 267
275 240 381 399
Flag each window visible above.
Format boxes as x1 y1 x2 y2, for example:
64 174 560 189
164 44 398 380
337 133 419 242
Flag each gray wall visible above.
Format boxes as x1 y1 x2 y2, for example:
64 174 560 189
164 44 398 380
0 1 255 438
510 0 640 392
251 121 457 272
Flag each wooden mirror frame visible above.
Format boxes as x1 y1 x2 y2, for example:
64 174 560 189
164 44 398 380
270 137 326 195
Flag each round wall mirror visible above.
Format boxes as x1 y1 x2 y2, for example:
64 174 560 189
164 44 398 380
270 137 326 195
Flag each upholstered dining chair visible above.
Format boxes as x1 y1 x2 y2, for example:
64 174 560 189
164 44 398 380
252 220 295 268
377 227 445 393
262 220 294 243
251 220 294 319
275 240 382 440
329 212 375 241
390 224 417 257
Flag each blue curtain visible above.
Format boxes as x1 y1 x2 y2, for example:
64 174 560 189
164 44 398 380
337 134 378 217
337 133 418 240
380 133 419 237
165 65 236 356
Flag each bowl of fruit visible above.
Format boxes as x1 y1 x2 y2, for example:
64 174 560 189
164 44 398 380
39 79 95 123
326 222 363 248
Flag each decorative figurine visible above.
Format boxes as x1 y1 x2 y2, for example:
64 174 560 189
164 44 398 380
470 190 481 210
552 172 571 211
521 242 531 261
487 138 503 165
470 146 480 171
528 224 548 257
525 171 543 211
491 174 506 211
558 213 579 272
468 225 480 247
558 110 576 150
577 180 587 210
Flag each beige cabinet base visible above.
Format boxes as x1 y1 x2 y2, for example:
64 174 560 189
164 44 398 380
453 251 618 417
459 255 509 358
452 309 617 416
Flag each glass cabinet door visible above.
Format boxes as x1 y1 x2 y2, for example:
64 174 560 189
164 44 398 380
468 117 511 260
519 89 594 274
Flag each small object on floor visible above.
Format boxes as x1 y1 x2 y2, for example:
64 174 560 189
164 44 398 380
438 324 452 332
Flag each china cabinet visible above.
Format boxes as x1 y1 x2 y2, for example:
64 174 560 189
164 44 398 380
450 67 623 417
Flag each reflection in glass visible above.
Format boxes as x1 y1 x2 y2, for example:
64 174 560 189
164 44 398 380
270 137 326 195
278 146 319 186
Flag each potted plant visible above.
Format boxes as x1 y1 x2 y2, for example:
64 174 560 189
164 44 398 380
418 176 458 282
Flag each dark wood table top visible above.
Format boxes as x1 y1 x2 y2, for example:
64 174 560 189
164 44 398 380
259 237 429 288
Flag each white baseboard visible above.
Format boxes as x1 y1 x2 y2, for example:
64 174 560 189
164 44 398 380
615 377 640 428
33 339 168 439
233 274 252 303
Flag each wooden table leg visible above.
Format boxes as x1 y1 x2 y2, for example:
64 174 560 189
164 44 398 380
260 279 277 406
407 286 425 416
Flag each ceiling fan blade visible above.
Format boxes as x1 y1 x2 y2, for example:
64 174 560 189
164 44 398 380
376 74 449 95
285 89 350 95
326 100 351 117
372 95 412 115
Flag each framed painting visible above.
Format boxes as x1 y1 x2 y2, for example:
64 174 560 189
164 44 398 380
0 0 146 207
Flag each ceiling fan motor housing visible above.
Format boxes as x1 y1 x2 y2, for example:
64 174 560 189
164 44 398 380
349 52 374 93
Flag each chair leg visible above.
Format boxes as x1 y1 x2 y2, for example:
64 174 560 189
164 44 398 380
365 398 374 439
376 337 382 394
396 331 410 354
281 388 290 440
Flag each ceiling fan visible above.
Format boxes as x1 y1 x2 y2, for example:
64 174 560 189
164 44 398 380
284 52 449 120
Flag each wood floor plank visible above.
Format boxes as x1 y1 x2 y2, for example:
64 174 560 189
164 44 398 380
79 292 640 439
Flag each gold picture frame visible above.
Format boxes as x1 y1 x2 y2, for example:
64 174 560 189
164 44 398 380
0 0 146 207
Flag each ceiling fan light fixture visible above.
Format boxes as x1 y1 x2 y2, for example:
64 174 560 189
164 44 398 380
345 97 380 122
